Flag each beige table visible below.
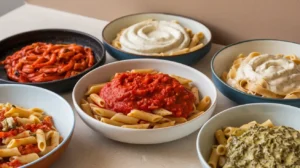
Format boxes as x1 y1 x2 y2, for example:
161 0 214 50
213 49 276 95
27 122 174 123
0 4 236 168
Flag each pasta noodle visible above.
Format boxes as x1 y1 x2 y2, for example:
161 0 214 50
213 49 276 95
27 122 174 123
0 103 61 167
111 19 205 56
208 120 300 167
0 42 95 83
223 52 300 99
80 69 211 129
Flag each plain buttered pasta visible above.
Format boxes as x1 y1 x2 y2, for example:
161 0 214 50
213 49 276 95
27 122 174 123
222 52 300 99
111 19 205 56
0 103 61 168
81 69 211 129
208 120 300 168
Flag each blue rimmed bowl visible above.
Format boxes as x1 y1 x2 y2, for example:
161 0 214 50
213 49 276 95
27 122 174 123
102 13 212 65
211 39 300 107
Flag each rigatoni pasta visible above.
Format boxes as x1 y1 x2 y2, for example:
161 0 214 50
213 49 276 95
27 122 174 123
0 103 61 168
208 120 300 167
80 69 211 129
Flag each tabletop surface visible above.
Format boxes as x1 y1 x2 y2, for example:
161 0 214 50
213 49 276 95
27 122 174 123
0 4 236 168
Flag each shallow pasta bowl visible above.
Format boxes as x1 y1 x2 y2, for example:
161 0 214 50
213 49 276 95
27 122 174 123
72 59 217 144
0 29 106 93
196 103 300 168
102 13 212 65
0 84 75 168
211 39 300 107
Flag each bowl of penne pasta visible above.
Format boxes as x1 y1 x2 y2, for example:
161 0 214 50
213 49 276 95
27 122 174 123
0 29 106 92
196 103 300 168
73 59 217 144
211 39 300 107
0 84 75 168
102 13 212 65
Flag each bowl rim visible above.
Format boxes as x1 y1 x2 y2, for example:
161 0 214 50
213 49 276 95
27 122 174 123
0 28 106 85
101 12 212 58
211 38 300 101
73 58 217 132
196 102 300 167
0 84 75 168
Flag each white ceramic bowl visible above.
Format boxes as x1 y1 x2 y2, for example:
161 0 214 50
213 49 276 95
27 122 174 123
0 84 75 168
196 103 300 168
73 59 217 144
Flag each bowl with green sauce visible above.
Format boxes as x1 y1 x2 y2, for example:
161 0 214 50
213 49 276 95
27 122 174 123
196 103 300 168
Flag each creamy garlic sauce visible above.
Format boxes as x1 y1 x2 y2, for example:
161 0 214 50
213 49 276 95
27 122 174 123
224 125 300 168
227 54 300 95
119 20 190 54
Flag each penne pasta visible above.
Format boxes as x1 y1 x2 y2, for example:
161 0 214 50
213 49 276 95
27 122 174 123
216 144 226 155
215 130 227 145
218 156 226 167
10 153 39 164
46 131 60 147
224 127 238 137
191 87 200 104
39 146 55 156
165 116 187 124
169 74 192 85
171 48 189 55
153 108 173 116
3 131 31 144
81 102 93 117
190 43 204 52
130 69 157 74
260 119 274 128
7 136 37 148
90 105 116 118
188 111 204 121
36 129 46 152
128 109 163 123
208 147 219 168
153 121 175 128
197 96 211 111
111 113 139 125
189 32 204 48
85 83 106 95
4 106 39 118
89 94 106 107
101 118 124 126
121 124 150 129
0 148 21 157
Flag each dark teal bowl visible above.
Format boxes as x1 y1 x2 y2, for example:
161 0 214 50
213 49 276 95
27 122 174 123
211 39 300 107
102 13 212 65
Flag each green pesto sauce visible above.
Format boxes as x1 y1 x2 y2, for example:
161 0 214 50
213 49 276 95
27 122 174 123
224 125 300 168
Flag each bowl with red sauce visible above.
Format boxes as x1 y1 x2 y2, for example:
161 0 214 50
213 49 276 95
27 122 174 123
0 29 106 93
0 84 75 168
73 59 217 144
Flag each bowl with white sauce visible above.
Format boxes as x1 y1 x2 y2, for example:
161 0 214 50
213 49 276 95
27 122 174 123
196 103 300 168
102 13 212 65
211 39 300 107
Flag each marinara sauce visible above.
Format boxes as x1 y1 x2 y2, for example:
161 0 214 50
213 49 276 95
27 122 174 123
100 72 195 118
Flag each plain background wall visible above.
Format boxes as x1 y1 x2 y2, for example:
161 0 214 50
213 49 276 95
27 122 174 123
0 0 24 16
24 0 300 45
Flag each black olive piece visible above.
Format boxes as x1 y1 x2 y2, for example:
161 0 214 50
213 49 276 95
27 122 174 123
14 70 20 77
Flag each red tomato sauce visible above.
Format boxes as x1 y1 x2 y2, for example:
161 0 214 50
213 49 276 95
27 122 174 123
18 144 40 155
0 160 22 168
100 73 195 118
